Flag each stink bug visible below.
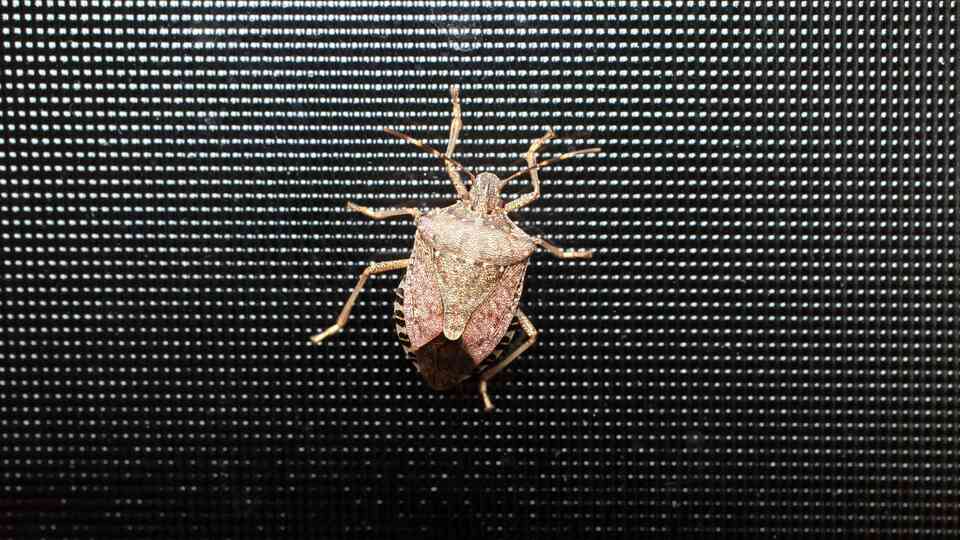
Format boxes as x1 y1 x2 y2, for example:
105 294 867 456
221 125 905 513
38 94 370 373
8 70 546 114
311 85 600 411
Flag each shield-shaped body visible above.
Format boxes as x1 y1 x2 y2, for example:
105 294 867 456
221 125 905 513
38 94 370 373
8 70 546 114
393 202 534 390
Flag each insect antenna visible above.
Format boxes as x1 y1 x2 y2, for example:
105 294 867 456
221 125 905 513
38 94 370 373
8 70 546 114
383 128 477 182
501 147 602 184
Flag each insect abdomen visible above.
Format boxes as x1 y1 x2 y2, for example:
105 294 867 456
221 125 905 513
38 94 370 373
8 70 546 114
395 283 522 391
395 283 471 390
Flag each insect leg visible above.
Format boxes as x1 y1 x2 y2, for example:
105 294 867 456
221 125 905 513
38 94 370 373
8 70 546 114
534 237 593 260
502 128 555 213
478 380 494 412
346 201 421 221
444 84 470 200
309 258 410 345
478 309 539 412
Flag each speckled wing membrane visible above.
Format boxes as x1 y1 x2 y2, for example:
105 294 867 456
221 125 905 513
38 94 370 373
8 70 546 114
461 261 527 364
402 234 444 351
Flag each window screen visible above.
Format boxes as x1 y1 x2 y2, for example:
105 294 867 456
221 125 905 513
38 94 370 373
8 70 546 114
2 1 958 538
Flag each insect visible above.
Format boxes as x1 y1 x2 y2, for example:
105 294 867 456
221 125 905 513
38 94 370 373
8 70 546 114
311 85 600 411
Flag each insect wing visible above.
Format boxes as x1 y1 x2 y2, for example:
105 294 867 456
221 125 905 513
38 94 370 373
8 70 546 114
433 252 504 341
402 235 444 350
460 261 528 364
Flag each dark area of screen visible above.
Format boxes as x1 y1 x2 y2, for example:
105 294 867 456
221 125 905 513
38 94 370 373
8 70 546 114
1 1 957 538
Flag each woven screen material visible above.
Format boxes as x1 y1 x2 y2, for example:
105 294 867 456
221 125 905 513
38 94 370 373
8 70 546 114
2 0 958 538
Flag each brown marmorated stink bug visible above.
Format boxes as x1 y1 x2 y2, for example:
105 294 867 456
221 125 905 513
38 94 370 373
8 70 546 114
310 85 600 411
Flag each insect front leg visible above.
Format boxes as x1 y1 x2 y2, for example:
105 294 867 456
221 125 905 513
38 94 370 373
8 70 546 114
478 309 539 412
310 259 410 345
503 128 555 213
534 237 593 260
346 202 421 221
443 84 470 199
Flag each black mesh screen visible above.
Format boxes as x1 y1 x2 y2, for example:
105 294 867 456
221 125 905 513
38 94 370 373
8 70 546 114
2 1 958 538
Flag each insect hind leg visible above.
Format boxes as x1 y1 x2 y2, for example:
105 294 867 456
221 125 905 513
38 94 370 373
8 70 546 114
475 309 539 412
